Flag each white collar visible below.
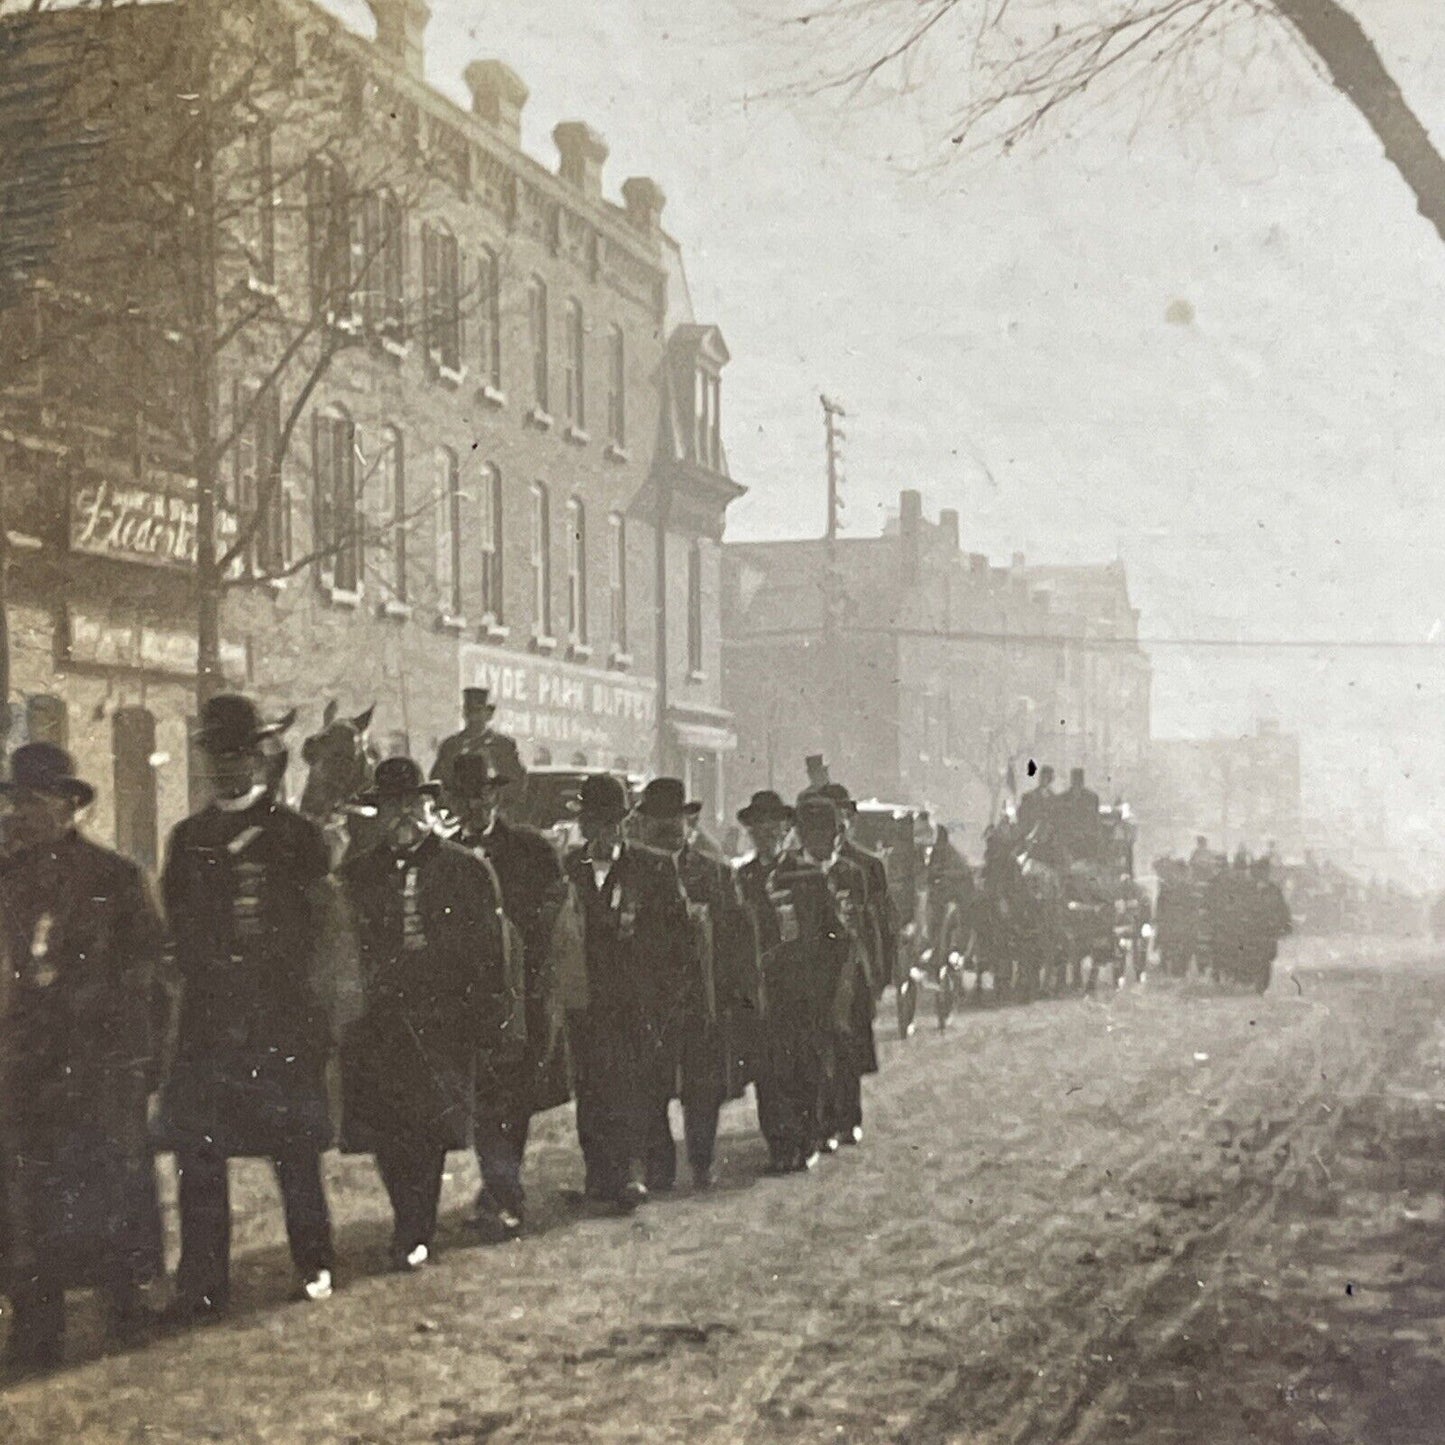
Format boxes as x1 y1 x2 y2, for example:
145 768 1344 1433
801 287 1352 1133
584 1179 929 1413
215 786 266 814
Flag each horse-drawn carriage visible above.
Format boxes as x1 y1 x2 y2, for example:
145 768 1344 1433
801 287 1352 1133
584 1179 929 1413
1060 806 1151 991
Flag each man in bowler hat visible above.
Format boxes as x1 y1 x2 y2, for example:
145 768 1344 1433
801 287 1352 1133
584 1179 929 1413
630 778 760 1191
451 752 583 1239
430 688 526 818
563 774 691 1212
0 744 167 1371
338 759 511 1269
159 695 337 1315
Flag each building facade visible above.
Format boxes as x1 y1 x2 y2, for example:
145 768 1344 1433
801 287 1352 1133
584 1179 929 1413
0 0 744 862
722 491 1152 844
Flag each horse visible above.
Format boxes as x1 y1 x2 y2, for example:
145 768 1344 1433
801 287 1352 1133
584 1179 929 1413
299 701 379 868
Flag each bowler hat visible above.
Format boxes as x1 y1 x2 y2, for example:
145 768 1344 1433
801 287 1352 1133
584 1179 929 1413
1 742 95 808
737 790 793 828
574 773 628 824
635 777 701 820
453 752 510 797
194 694 287 755
357 756 441 806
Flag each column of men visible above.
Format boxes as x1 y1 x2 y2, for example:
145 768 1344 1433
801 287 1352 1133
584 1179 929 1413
0 695 894 1374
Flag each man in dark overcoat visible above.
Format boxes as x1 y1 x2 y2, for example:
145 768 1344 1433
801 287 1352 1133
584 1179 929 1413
430 687 526 819
339 758 510 1269
159 695 337 1317
734 791 846 1175
452 753 581 1239
631 779 760 1192
564 774 691 1213
0 745 166 1372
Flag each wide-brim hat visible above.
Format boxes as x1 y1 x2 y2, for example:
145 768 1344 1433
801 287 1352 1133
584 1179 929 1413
635 777 701 820
571 773 628 825
1 742 95 808
452 752 511 797
194 694 289 754
737 790 794 827
357 756 441 807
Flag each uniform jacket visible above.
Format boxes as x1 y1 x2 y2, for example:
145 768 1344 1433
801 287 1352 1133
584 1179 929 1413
820 849 878 1074
158 796 333 1157
564 842 691 1050
339 835 509 1152
430 729 526 815
463 817 575 1114
0 831 166 1288
841 838 897 998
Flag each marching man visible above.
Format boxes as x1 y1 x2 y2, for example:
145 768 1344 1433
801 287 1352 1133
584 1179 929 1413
338 759 510 1269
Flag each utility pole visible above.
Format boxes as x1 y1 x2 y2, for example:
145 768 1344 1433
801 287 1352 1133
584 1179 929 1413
822 394 845 541
820 394 845 775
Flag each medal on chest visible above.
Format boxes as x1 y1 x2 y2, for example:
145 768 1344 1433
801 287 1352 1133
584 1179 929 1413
28 911 57 989
765 881 800 943
226 826 267 946
400 864 427 952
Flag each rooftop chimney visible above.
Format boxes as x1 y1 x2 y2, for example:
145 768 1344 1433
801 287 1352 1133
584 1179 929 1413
900 489 923 584
464 60 528 145
1011 550 1026 569
368 0 430 81
622 176 666 234
554 121 608 200
938 508 960 552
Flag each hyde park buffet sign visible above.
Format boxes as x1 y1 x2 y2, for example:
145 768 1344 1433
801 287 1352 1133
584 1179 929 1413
459 642 657 765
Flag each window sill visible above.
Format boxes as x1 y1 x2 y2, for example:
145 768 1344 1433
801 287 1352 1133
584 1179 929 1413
525 407 554 432
378 334 410 361
567 641 593 662
323 584 362 610
380 598 412 621
608 650 633 672
438 612 468 635
686 669 707 684
604 442 629 464
530 632 559 655
6 530 44 553
563 424 590 447
332 315 362 337
258 575 288 597
246 275 279 300
435 362 467 390
480 616 510 642
478 384 506 409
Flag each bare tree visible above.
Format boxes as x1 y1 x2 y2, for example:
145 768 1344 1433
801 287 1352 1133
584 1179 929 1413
773 0 1445 246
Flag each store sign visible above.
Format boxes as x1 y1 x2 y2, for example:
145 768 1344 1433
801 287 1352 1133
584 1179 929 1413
68 611 246 680
459 642 657 765
70 478 237 569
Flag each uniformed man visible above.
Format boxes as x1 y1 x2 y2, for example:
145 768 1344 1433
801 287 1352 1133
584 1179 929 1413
1015 764 1059 857
1056 767 1103 863
0 745 167 1373
430 688 526 818
803 755 831 793
338 758 510 1269
563 775 691 1213
159 696 337 1317
630 778 759 1192
795 793 872 1155
734 791 846 1175
451 752 581 1240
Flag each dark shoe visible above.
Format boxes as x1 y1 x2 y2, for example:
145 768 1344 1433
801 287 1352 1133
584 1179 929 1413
471 1193 525 1241
842 1126 863 1147
764 1154 795 1177
614 1181 649 1214
691 1165 714 1190
820 1135 840 1155
800 1149 822 1172
161 1289 229 1327
390 1243 431 1273
3 1332 63 1377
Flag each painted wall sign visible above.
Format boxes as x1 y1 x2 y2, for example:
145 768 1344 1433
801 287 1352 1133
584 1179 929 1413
459 641 657 766
67 610 246 680
70 478 237 569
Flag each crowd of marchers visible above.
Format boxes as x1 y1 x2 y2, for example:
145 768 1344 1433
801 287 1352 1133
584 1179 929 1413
0 690 900 1376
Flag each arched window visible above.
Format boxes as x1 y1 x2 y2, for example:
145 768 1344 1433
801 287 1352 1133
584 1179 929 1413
306 154 354 324
530 482 551 637
566 496 587 644
313 403 358 592
607 324 625 447
365 186 405 339
479 463 503 620
528 276 549 411
565 298 585 428
435 445 461 616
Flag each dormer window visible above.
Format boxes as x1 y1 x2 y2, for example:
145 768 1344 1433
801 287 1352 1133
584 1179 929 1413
694 367 721 470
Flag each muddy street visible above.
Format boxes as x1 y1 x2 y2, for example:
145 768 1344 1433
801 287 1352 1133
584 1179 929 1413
4 937 1444 1444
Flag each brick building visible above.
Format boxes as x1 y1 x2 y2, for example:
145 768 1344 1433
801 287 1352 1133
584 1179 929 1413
722 491 1152 843
0 0 744 864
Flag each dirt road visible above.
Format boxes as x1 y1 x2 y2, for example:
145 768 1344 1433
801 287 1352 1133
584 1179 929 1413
5 937 1445 1444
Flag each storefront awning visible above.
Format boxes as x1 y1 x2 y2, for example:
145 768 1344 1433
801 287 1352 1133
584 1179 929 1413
669 714 737 754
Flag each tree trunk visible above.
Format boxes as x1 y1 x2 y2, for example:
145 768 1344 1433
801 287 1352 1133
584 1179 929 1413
1274 0 1445 247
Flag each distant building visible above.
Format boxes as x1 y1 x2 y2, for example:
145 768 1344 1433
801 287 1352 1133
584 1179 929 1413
0 0 744 862
1144 720 1303 861
722 490 1152 841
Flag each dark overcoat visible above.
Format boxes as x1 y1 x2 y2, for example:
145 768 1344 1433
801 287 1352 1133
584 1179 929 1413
339 836 508 1152
0 832 166 1290
158 797 334 1157
824 851 879 1076
563 843 691 1110
464 818 574 1115
677 844 761 1099
430 729 526 816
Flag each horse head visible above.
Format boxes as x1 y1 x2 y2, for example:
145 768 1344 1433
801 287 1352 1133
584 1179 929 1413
298 701 378 822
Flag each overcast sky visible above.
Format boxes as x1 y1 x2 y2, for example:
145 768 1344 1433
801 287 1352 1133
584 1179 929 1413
323 0 1445 880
